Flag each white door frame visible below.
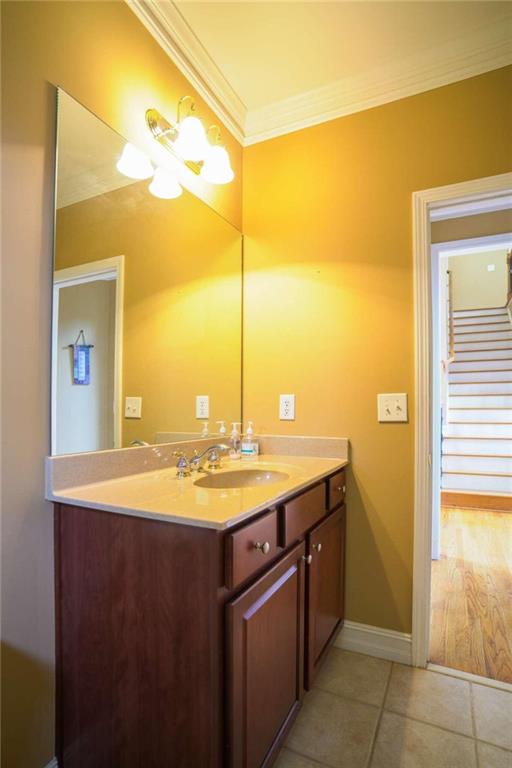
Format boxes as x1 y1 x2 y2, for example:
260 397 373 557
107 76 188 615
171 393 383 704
51 255 125 454
412 172 512 668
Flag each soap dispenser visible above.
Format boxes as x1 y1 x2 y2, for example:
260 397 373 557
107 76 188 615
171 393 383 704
229 422 242 460
216 420 227 437
241 421 259 460
200 422 209 438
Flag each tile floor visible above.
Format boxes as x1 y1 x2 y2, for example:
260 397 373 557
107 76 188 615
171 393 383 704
275 648 512 768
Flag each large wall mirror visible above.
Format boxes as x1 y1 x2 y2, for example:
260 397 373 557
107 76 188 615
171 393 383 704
51 90 242 455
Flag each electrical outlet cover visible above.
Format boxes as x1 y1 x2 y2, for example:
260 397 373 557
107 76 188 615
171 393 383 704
279 394 296 420
196 395 209 419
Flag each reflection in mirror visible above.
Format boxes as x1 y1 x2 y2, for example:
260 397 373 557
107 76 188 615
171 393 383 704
52 90 242 455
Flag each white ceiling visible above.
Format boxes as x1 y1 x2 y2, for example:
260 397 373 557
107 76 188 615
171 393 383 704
128 0 512 144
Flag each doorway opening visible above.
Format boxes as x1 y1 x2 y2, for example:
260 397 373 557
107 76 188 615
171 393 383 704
412 173 512 686
51 256 124 455
430 229 512 682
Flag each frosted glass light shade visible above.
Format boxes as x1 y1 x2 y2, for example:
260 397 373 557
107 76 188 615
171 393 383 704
200 145 234 185
173 116 210 162
116 143 154 180
148 167 183 199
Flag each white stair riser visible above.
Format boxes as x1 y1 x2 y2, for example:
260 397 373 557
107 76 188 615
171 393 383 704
454 308 508 318
455 350 512 361
454 340 512 351
442 438 512 456
450 395 512 408
442 473 512 493
450 359 512 372
442 455 512 473
443 422 512 438
449 382 512 395
449 409 512 423
449 371 512 383
455 331 512 344
454 316 509 328
454 322 511 334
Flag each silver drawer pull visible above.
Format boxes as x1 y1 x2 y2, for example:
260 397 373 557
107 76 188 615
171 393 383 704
312 542 322 553
336 485 346 494
302 554 313 565
254 541 270 555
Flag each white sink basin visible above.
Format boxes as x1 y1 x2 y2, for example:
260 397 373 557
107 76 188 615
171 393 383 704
194 469 289 489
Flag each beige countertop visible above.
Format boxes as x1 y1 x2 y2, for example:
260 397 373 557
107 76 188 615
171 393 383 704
48 455 348 530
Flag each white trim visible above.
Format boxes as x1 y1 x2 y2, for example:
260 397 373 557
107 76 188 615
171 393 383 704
125 0 512 146
428 663 512 693
335 620 412 665
432 232 512 257
412 173 512 670
44 759 58 768
127 0 246 143
51 256 125 454
430 195 512 221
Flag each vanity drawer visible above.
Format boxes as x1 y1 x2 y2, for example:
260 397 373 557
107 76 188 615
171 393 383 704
328 471 346 509
225 510 279 589
280 484 326 547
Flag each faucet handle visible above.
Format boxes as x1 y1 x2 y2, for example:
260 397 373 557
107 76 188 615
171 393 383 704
173 451 191 478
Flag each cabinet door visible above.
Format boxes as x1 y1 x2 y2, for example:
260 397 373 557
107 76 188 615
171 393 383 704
306 506 345 688
227 542 306 768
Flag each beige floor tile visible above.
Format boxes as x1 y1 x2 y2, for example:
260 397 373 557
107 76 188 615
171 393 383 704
274 747 328 768
472 684 512 751
286 688 379 768
477 742 512 768
314 649 391 706
371 712 477 768
384 664 473 736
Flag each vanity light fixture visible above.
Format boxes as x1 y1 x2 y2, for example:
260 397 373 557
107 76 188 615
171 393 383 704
200 127 234 185
116 142 154 180
173 114 210 162
148 167 183 200
146 96 234 184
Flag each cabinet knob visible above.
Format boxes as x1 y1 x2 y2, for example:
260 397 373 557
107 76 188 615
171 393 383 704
254 541 270 555
336 485 346 494
312 542 322 553
302 554 313 565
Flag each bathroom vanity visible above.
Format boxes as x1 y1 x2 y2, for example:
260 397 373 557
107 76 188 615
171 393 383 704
52 456 347 768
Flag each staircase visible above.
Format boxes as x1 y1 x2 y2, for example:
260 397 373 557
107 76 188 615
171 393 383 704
442 305 512 497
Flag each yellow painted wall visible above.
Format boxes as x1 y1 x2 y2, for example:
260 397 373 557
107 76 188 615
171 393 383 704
56 182 242 446
431 208 512 243
449 249 509 310
243 66 512 635
1 2 241 766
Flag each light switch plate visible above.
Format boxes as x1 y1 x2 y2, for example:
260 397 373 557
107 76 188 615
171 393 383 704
487 264 495 272
196 395 209 419
377 393 408 422
125 396 142 419
279 394 296 420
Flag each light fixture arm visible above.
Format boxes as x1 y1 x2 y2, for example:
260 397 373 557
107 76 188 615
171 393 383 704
145 108 201 175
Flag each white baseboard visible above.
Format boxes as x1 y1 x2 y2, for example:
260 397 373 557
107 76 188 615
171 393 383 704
335 620 412 665
44 759 58 768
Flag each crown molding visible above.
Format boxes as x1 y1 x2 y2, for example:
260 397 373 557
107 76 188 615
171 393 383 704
244 18 512 145
126 0 246 143
126 2 512 147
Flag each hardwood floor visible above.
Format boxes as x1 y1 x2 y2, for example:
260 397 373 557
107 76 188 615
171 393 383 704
430 505 512 683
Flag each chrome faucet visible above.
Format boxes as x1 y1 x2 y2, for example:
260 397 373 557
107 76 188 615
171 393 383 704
173 444 229 478
190 443 229 472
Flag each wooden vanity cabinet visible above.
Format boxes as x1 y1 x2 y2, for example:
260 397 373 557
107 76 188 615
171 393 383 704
305 505 346 688
54 469 347 768
227 542 306 768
